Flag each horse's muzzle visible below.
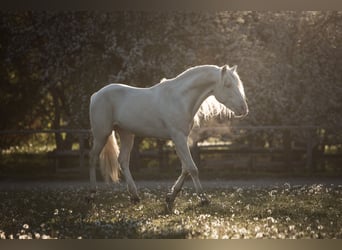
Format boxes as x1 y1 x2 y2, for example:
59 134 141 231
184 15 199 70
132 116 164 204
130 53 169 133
233 106 249 119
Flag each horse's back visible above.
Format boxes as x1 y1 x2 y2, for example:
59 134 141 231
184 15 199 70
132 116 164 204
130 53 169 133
91 84 131 102
91 84 142 111
90 83 168 137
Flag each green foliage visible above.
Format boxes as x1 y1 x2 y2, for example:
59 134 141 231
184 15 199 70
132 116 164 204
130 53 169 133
1 11 341 150
0 183 341 239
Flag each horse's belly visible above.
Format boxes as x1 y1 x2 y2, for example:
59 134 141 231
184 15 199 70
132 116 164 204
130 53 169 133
116 117 170 138
115 103 170 139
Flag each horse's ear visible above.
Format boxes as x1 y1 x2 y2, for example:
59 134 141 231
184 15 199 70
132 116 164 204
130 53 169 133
221 65 228 75
231 65 237 72
221 65 229 86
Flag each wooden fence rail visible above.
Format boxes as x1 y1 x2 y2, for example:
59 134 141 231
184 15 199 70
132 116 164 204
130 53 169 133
0 129 90 172
1 126 341 173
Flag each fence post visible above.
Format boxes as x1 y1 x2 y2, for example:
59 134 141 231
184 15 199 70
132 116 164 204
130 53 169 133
306 129 314 171
78 133 85 172
157 140 166 169
283 129 292 170
248 128 256 171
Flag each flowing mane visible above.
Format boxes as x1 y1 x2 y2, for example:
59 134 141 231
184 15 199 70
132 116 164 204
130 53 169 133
194 95 233 126
160 65 233 126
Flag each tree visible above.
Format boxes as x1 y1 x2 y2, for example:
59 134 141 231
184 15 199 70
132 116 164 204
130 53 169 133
1 11 341 151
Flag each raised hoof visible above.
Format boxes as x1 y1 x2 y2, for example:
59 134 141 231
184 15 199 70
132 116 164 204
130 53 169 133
130 196 141 204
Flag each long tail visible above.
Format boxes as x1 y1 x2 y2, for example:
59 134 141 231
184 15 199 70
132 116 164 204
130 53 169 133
99 131 120 183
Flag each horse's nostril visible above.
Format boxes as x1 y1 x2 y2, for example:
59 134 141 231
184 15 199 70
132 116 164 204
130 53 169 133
235 106 249 118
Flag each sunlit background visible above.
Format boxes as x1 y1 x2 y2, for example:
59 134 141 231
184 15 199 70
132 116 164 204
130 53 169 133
0 11 342 240
1 11 341 176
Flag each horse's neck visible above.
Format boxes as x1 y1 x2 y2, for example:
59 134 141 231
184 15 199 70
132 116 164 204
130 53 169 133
173 67 218 118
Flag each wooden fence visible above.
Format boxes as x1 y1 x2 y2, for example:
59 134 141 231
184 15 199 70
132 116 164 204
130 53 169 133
134 126 342 173
1 126 341 173
0 129 90 173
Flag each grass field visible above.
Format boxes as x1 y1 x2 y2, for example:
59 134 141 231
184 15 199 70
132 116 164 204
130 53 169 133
0 181 341 239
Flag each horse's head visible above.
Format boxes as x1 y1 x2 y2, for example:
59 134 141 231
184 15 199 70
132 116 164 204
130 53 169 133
214 65 248 118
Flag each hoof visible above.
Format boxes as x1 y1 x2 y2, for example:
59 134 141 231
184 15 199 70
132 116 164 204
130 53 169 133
165 194 174 213
199 194 210 206
85 196 94 204
130 196 141 204
200 198 210 206
165 202 174 213
85 191 96 204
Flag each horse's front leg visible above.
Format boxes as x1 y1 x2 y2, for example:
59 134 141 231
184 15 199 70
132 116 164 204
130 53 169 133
117 129 140 204
169 132 210 207
166 166 188 210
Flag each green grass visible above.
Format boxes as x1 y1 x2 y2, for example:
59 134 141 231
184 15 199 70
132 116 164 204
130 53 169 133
0 183 341 239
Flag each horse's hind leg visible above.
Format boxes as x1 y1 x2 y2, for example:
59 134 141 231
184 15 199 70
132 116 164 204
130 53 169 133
117 129 140 204
89 133 108 190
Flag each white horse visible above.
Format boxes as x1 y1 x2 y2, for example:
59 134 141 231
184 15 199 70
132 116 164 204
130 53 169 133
89 64 248 208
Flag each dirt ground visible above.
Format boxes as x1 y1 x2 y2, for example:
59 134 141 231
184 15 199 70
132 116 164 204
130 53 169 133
0 177 341 191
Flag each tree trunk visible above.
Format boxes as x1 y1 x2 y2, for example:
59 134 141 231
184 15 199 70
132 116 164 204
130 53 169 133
51 88 73 151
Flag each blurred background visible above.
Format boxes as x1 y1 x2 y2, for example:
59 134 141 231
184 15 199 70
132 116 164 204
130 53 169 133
0 11 341 180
